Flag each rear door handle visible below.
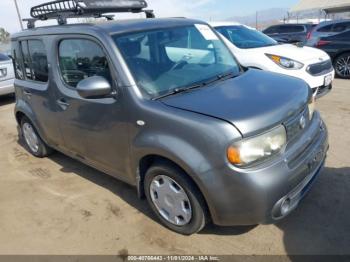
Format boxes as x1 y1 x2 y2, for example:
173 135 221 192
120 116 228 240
57 98 70 110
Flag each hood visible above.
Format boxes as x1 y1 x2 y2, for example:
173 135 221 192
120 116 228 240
160 69 310 137
252 44 330 64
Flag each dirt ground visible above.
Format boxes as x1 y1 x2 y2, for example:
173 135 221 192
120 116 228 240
0 79 349 256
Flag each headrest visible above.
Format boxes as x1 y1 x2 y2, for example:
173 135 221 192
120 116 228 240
119 40 141 57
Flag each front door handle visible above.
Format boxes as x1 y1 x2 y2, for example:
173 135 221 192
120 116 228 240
57 98 70 110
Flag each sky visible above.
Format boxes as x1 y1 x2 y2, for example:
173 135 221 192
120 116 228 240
0 0 299 33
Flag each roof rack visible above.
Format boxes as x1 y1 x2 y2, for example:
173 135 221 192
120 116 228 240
23 0 155 29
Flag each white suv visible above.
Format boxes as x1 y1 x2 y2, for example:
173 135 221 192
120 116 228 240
210 22 335 98
0 53 14 96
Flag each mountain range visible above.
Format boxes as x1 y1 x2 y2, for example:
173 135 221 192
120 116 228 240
225 8 289 27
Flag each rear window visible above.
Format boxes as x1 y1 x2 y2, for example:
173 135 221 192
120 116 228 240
0 53 10 61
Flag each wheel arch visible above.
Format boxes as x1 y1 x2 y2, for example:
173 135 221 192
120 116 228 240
14 102 48 145
333 50 350 63
137 154 212 222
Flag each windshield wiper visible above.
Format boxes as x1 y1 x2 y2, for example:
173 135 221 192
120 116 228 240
154 71 239 100
154 83 204 100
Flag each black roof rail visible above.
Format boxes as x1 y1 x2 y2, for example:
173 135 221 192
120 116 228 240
23 0 155 29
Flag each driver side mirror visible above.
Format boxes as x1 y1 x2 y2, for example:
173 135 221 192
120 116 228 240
77 76 112 99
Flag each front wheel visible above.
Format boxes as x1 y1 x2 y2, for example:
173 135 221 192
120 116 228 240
334 53 350 79
144 163 208 235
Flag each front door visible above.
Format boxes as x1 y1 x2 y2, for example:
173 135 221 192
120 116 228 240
53 36 130 180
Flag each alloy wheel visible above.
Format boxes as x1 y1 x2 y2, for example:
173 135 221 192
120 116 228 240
336 55 350 78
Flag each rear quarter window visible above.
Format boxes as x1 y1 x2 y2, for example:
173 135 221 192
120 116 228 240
11 45 25 80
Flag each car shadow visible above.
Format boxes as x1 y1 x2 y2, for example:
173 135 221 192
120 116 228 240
46 151 159 223
276 166 350 256
0 94 15 106
199 224 256 236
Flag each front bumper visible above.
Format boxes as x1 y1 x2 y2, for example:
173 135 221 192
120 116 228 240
201 112 328 226
0 78 14 96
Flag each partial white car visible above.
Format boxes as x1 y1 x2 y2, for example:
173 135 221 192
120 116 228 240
210 22 335 98
0 53 15 96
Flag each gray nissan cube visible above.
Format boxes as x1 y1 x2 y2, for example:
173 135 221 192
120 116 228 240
11 0 329 235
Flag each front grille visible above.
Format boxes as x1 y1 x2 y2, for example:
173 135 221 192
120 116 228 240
306 60 333 76
284 107 310 142
287 126 322 169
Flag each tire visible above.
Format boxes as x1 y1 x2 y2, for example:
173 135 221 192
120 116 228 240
334 52 350 79
144 162 208 235
20 116 53 158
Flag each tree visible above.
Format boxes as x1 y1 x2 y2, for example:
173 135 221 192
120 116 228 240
0 28 10 43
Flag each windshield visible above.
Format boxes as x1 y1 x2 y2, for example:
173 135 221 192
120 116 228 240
215 25 278 49
113 24 240 98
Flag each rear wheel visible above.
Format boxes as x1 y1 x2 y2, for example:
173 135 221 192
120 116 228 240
20 117 53 158
144 163 208 235
334 53 350 79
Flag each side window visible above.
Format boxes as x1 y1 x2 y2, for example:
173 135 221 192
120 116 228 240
281 25 305 33
58 39 112 88
318 24 333 32
167 31 189 48
11 44 25 80
20 39 48 82
164 27 215 65
264 26 278 34
332 22 350 33
278 26 290 33
28 40 48 82
20 41 32 80
295 26 306 33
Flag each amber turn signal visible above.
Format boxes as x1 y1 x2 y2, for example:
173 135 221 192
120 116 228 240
227 146 241 165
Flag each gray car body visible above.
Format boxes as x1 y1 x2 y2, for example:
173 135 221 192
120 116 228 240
306 19 350 47
12 18 328 226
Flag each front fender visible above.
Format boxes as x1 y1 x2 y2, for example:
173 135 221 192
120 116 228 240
131 131 220 214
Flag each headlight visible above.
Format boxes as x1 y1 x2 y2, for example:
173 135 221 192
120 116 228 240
266 54 304 70
227 125 287 167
